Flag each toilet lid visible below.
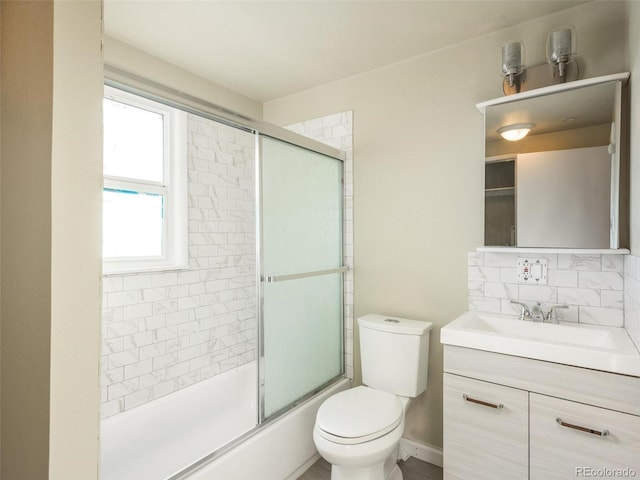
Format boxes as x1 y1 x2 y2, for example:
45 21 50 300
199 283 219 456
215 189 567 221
316 386 403 445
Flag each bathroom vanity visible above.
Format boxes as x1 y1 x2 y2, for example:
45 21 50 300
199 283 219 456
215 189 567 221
441 312 640 480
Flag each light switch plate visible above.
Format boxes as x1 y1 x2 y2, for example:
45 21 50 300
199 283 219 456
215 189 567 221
517 258 548 284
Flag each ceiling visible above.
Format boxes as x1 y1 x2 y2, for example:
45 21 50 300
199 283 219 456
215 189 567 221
104 0 587 102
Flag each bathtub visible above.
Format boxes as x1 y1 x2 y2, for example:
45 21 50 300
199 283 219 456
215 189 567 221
100 361 350 480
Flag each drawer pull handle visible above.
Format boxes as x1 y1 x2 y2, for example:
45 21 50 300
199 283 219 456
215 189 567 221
463 394 503 410
555 417 610 437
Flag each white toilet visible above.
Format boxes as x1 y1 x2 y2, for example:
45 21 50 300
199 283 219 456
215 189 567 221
313 314 433 480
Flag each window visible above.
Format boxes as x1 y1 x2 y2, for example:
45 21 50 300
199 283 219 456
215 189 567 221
103 86 187 274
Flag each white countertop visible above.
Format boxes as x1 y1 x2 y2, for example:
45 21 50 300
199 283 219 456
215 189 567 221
441 311 640 377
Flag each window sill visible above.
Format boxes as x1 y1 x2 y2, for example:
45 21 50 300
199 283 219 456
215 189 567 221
102 263 190 277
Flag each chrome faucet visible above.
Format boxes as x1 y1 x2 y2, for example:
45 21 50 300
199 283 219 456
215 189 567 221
510 300 531 321
510 300 569 323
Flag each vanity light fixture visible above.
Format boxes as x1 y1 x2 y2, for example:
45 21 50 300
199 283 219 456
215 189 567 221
497 123 535 141
501 41 525 90
546 27 576 79
501 28 579 94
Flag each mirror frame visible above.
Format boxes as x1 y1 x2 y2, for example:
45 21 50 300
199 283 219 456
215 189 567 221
477 72 630 252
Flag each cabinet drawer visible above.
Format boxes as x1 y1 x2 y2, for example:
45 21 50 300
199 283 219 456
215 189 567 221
530 393 640 480
443 373 528 480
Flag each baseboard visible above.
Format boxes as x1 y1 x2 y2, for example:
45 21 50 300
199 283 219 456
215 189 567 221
399 438 443 468
285 453 321 480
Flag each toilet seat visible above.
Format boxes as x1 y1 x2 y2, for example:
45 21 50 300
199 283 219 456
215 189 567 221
315 386 403 445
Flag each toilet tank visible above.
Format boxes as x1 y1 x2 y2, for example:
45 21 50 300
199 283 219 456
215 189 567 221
359 314 432 398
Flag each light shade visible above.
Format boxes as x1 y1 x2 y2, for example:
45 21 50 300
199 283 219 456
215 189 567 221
497 123 535 141
546 27 576 64
502 41 525 77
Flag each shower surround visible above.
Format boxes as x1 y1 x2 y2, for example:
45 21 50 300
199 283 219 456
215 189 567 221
100 109 355 419
101 116 257 418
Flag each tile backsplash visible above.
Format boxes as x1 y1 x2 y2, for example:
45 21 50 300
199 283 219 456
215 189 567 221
468 251 625 326
624 255 640 350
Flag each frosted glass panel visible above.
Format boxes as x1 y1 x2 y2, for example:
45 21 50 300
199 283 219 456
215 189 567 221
261 136 343 419
263 274 342 417
261 137 343 275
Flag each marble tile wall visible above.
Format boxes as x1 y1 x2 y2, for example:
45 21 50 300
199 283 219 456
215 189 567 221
624 255 640 349
101 115 257 418
286 111 354 378
468 251 625 326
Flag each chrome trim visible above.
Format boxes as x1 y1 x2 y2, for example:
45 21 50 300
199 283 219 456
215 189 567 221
104 65 345 162
262 266 348 283
256 134 266 425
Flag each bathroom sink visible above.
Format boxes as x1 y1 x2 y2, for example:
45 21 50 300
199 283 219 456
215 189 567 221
462 314 618 349
441 311 640 376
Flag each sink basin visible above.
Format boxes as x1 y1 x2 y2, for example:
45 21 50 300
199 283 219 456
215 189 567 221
441 311 640 376
463 314 618 349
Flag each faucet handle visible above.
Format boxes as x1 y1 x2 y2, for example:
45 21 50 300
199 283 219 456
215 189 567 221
510 300 531 320
545 304 569 323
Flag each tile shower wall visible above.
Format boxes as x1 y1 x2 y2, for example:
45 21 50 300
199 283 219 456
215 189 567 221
101 116 256 418
468 251 625 326
624 255 640 349
286 111 354 379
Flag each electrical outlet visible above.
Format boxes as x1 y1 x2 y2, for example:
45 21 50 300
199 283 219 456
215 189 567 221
517 258 548 284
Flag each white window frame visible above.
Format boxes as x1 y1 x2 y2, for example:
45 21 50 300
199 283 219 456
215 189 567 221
103 85 188 275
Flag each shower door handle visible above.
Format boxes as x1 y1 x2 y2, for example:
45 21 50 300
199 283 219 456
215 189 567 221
262 266 348 283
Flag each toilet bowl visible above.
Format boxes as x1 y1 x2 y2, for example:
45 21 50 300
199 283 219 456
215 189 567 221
313 314 433 480
313 386 406 480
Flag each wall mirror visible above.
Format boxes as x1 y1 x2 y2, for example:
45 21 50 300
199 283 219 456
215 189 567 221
478 74 629 249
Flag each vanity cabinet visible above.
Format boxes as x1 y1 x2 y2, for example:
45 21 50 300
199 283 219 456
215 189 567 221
443 373 528 479
443 346 640 480
530 394 640 480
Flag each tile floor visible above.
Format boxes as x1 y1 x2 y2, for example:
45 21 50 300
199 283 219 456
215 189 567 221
298 457 443 480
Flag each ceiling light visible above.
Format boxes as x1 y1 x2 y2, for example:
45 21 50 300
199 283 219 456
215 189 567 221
497 123 535 141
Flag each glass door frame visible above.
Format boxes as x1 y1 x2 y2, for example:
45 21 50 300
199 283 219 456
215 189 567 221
256 133 347 424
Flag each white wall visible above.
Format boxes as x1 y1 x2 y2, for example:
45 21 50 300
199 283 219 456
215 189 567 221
104 36 262 120
49 3 103 476
263 1 628 448
1 1 102 478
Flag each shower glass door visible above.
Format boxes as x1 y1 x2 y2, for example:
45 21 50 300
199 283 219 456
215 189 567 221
260 135 344 420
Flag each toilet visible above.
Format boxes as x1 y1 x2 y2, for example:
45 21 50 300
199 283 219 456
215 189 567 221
313 314 433 480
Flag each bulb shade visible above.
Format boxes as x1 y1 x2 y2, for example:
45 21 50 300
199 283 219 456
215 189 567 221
502 41 524 76
547 28 574 64
497 123 535 141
